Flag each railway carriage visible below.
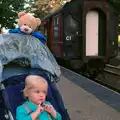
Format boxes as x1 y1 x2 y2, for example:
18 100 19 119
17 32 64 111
41 0 118 77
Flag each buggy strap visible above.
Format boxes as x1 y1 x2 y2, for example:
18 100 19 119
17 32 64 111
23 103 52 120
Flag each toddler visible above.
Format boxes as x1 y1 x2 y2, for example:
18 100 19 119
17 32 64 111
16 75 62 120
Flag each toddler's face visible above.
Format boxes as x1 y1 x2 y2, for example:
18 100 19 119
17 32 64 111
27 84 47 105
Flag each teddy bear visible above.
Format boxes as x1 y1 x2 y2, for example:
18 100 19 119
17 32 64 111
8 11 46 44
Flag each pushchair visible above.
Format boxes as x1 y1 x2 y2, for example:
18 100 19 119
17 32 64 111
0 34 70 120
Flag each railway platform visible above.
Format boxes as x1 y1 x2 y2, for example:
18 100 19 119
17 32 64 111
58 67 120 120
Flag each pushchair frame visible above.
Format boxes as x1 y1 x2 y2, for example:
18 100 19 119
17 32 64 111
0 34 70 120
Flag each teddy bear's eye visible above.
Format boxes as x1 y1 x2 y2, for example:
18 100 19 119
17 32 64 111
24 24 26 26
29 26 31 28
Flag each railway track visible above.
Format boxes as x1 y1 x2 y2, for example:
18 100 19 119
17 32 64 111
96 64 120 93
104 64 120 75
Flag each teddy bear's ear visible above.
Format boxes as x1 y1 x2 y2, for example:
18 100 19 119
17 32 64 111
36 18 41 26
18 12 26 18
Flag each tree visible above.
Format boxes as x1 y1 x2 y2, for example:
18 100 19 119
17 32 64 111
1 0 120 32
110 0 120 21
34 0 71 18
0 0 34 32
109 0 120 34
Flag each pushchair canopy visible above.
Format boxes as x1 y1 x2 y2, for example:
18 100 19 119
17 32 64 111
0 34 61 82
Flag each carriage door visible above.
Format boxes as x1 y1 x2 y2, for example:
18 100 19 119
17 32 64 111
86 10 98 56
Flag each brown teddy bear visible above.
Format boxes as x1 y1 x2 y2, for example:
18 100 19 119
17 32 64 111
9 11 46 44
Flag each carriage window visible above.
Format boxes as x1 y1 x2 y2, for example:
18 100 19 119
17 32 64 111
41 21 48 39
44 27 48 38
53 16 59 41
57 17 59 25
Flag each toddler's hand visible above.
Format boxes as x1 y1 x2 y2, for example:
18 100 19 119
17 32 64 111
31 104 44 120
44 104 57 118
35 104 44 115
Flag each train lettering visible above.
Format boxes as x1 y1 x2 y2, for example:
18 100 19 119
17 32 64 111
66 36 71 41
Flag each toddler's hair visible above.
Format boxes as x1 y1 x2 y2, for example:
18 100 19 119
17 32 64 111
23 75 48 97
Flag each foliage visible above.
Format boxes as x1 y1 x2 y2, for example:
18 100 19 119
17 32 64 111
1 0 120 32
0 0 34 32
110 0 120 21
34 0 71 18
34 0 120 19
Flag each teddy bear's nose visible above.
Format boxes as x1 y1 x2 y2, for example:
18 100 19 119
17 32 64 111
24 28 28 31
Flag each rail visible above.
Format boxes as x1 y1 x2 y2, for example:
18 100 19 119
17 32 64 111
104 64 120 75
96 64 120 93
